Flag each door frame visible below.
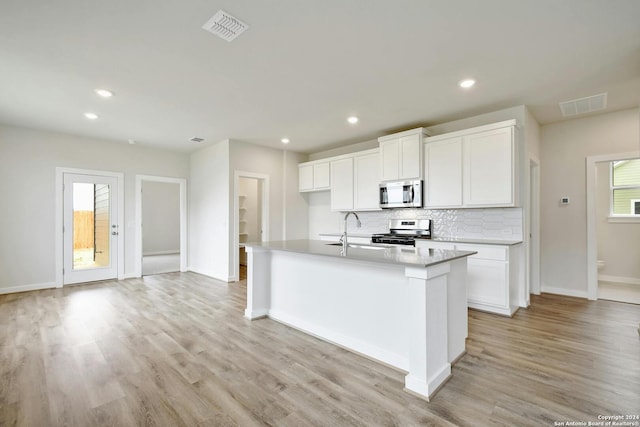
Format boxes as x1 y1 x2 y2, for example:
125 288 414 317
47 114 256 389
232 171 269 282
586 151 639 300
55 167 124 287
528 156 541 296
135 175 188 277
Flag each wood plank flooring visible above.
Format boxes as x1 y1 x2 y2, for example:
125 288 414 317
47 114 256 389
1 272 638 426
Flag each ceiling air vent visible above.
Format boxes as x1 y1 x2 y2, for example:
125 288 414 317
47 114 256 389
202 10 248 42
189 137 205 143
559 93 607 117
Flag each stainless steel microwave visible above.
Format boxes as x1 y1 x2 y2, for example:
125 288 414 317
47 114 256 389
379 180 423 208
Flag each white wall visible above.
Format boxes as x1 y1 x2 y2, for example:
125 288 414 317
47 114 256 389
540 108 640 296
228 142 309 279
0 124 189 292
596 162 640 282
187 140 308 283
142 181 180 255
283 150 310 241
188 140 230 280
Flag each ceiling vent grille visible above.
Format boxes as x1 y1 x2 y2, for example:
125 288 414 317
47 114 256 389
189 137 205 143
202 10 248 42
559 93 607 117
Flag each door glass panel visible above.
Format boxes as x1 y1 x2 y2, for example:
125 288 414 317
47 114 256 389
73 183 110 270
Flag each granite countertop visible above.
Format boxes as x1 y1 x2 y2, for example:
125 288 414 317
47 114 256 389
245 239 476 268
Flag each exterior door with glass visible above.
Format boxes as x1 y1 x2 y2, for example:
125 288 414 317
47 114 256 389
63 173 119 284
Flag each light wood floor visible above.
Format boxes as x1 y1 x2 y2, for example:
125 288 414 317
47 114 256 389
1 273 638 426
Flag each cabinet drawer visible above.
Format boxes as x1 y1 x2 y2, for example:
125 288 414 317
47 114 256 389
415 241 455 251
456 244 507 261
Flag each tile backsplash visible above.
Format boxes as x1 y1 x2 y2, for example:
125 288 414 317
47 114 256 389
333 208 523 241
307 192 523 241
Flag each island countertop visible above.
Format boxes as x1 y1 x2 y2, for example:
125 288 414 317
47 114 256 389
244 239 476 268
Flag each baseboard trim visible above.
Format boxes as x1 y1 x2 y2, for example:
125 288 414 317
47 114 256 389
186 267 227 283
143 251 180 256
0 281 56 295
541 286 588 299
598 275 640 286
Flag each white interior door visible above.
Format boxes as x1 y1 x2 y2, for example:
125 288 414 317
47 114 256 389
63 173 119 284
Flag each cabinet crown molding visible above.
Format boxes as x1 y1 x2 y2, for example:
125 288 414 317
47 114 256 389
425 119 516 143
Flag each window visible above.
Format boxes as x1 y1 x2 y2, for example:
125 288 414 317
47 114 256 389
610 159 640 216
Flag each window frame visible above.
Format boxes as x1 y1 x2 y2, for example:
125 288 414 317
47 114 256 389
608 159 640 223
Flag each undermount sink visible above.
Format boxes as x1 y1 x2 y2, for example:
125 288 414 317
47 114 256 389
326 243 387 250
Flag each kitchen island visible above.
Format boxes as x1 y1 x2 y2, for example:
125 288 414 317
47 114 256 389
244 239 475 400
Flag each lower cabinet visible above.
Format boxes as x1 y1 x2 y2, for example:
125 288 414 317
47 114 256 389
416 240 522 316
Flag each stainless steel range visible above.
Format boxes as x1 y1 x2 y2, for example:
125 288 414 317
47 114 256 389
371 219 431 246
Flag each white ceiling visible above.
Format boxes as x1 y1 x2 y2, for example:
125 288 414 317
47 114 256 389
1 0 639 153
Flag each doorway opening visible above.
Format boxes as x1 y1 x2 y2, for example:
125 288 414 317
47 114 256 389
233 172 269 282
135 175 188 277
586 151 640 302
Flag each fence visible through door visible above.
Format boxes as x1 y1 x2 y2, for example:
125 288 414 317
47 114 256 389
63 173 119 284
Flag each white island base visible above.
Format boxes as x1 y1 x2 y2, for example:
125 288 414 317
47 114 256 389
244 242 471 401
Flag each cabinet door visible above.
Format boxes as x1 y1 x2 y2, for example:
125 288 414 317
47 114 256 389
330 158 354 211
463 127 514 206
399 133 421 179
424 137 463 208
299 164 314 191
379 139 399 181
354 152 381 210
313 162 330 190
466 258 509 308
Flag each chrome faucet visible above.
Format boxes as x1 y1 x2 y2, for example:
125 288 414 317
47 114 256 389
341 211 362 254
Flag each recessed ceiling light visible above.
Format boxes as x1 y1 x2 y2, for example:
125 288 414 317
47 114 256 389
458 79 476 89
84 112 98 120
95 88 113 98
347 116 359 124
127 139 136 145
281 138 290 144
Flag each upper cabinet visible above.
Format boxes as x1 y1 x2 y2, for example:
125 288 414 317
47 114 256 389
330 149 381 212
378 128 429 181
299 149 380 211
424 120 517 208
463 126 514 206
298 160 331 192
330 157 354 211
424 137 463 208
353 150 381 211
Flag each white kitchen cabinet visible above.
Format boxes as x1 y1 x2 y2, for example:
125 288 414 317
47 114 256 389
424 120 516 208
463 126 514 206
415 240 522 316
424 137 463 208
298 161 331 192
353 150 381 211
330 157 354 211
378 128 428 181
